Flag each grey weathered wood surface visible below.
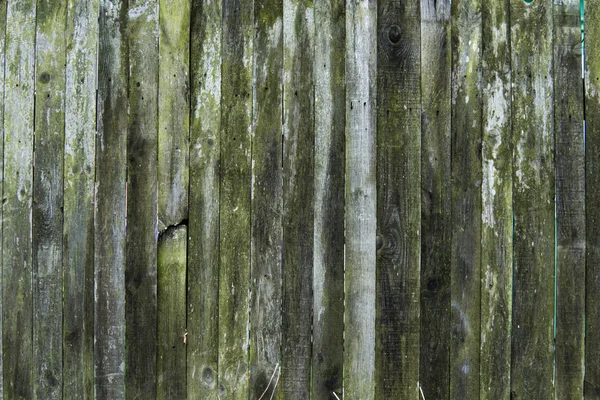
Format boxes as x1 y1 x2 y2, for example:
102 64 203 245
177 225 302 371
0 0 6 394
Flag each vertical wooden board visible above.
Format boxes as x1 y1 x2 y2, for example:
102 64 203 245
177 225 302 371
419 1 451 398
313 0 345 398
250 0 283 399
510 0 555 398
0 0 7 395
585 0 600 397
2 0 36 397
344 0 376 398
157 226 187 399
554 0 585 398
32 0 67 398
126 0 159 398
376 1 421 398
449 0 482 398
95 0 128 397
282 0 314 398
187 0 221 397
63 0 98 398
219 0 253 397
158 0 190 230
479 0 512 398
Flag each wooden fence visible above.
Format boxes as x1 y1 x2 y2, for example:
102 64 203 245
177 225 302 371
0 0 595 398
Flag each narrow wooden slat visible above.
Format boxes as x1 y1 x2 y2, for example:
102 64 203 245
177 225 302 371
419 1 451 398
32 0 67 397
312 0 345 397
63 0 98 397
158 0 190 230
510 0 555 398
449 0 482 397
282 0 314 398
344 0 376 398
95 0 128 397
479 0 512 398
187 0 221 397
219 0 253 396
157 225 187 399
0 0 5 393
2 0 36 397
249 0 283 398
126 0 159 398
554 0 585 397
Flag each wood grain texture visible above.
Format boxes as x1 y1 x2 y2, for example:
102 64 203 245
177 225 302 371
95 0 128 397
157 225 188 399
0 0 6 394
2 0 36 397
187 0 221 397
554 1 585 398
63 0 98 398
313 0 345 397
282 0 314 398
480 0 512 398
126 0 159 398
219 0 253 397
449 0 482 397
32 1 67 398
419 1 451 398
249 0 283 398
510 0 555 398
344 0 376 398
158 0 190 230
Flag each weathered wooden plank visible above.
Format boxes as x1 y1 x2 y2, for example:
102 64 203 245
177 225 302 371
63 0 98 398
0 0 5 394
157 225 187 399
554 1 585 398
32 1 67 398
249 0 283 398
344 0 376 398
419 1 451 398
2 0 36 397
282 0 314 398
158 0 190 230
187 0 221 397
95 0 128 397
479 0 512 398
126 1 159 398
449 0 482 397
312 0 345 397
510 0 555 398
219 0 253 397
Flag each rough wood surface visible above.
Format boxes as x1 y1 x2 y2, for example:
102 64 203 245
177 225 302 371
312 0 345 397
344 0 377 398
554 1 585 398
2 0 36 397
0 1 6 394
126 0 159 398
187 0 221 398
510 0 555 398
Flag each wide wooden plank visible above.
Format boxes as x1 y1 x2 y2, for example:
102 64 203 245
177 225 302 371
312 0 345 397
554 0 585 398
157 225 187 399
219 0 253 397
187 0 221 398
0 0 6 394
126 0 159 398
249 0 283 398
63 0 98 398
510 0 555 398
95 0 128 397
158 0 190 230
419 1 451 398
282 0 314 398
449 0 482 397
32 1 67 398
2 0 36 397
479 0 512 398
344 0 377 398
